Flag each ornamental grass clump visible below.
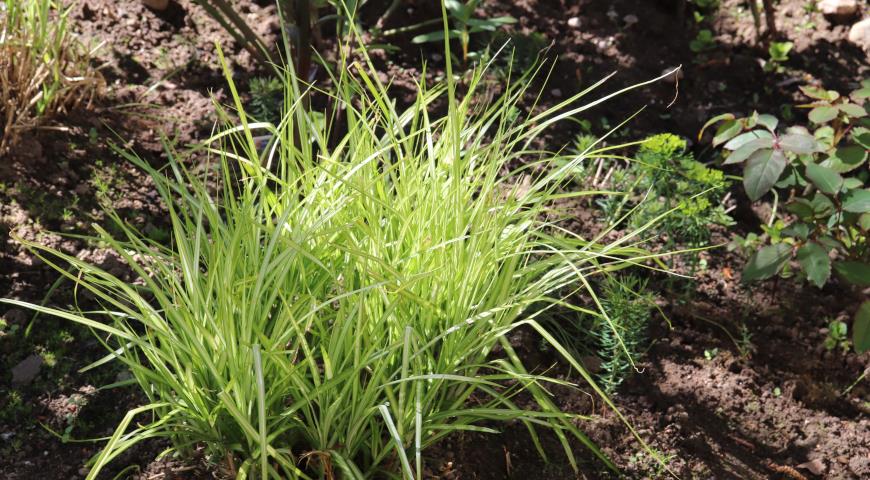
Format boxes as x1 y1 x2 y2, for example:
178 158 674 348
0 0 102 153
5 41 678 479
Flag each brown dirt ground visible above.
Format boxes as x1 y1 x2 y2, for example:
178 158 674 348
1 0 868 479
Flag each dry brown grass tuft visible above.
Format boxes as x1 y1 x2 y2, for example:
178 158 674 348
0 0 103 154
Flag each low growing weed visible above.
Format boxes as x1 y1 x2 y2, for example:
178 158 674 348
4 38 681 480
824 320 851 353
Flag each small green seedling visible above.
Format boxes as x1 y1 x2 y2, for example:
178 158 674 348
824 320 851 353
737 323 755 358
764 41 793 73
689 29 716 53
248 76 283 125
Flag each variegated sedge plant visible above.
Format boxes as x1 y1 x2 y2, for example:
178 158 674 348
3 12 684 480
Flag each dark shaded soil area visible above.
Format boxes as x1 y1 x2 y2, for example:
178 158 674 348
1 0 868 479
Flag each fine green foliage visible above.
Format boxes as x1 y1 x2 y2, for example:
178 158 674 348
689 0 719 24
602 133 733 256
592 275 654 394
3 40 680 479
0 0 103 153
248 75 284 124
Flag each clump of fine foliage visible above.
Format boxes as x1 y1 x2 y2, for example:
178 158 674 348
592 275 654 394
0 0 102 152
4 42 678 479
602 133 733 255
248 75 284 124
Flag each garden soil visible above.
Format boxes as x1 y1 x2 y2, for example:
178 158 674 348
1 0 868 479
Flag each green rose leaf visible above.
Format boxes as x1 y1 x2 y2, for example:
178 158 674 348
713 119 742 146
834 261 870 286
779 133 818 154
853 301 870 354
822 145 868 173
756 114 779 132
852 80 870 100
699 113 735 141
817 235 844 251
775 166 806 189
743 148 786 201
782 222 810 239
796 242 830 288
800 85 832 101
844 178 864 189
805 163 844 195
724 140 773 165
786 198 814 220
843 189 870 213
838 103 867 118
810 192 835 217
808 106 839 124
723 130 774 150
742 243 792 282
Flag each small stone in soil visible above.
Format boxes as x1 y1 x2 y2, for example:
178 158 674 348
818 0 860 23
848 18 870 50
11 354 43 386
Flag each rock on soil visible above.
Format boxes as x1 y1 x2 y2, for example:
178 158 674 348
849 18 870 50
819 0 861 23
11 354 42 386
